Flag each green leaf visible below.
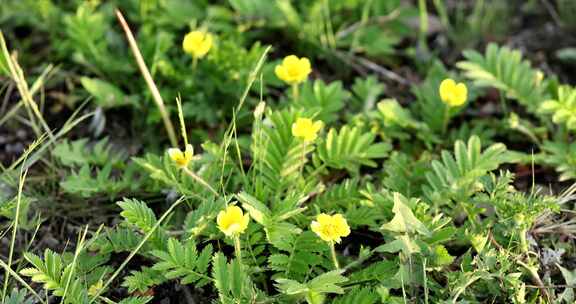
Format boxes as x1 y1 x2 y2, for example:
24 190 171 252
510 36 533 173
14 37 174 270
380 193 429 236
81 77 133 108
457 43 545 112
117 198 157 232
307 270 348 294
151 238 213 287
316 126 390 173
294 79 348 123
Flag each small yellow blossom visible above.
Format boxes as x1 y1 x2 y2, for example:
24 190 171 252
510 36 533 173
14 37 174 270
534 70 544 86
292 117 323 142
311 213 351 243
217 205 250 236
88 280 103 297
439 78 467 107
182 30 213 59
168 144 194 168
275 55 312 85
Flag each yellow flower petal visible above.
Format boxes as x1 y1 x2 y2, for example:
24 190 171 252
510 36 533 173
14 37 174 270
275 65 288 82
275 55 312 85
439 78 467 107
217 205 250 236
292 117 322 142
310 213 351 243
183 30 213 59
168 145 194 168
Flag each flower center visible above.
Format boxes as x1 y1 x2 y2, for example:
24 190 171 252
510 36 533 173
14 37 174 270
286 65 301 77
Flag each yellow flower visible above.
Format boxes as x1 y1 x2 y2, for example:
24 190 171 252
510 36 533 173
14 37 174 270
168 144 194 168
275 55 312 85
88 280 103 297
292 117 323 142
439 78 467 107
182 30 213 59
311 213 351 243
217 205 250 236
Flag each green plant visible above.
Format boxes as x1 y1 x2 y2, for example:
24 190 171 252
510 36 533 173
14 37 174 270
457 43 545 112
3 1 576 303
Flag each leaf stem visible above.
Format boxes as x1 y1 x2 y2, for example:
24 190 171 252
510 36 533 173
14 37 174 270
233 234 242 263
442 105 450 134
183 167 219 196
292 83 299 101
330 241 340 270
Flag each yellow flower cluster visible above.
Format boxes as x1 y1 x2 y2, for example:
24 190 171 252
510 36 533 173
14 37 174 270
167 144 194 168
310 213 351 243
292 117 323 142
274 55 312 85
182 30 213 59
439 78 468 107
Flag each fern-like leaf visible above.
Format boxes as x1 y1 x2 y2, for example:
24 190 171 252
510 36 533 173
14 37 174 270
151 238 213 286
19 250 88 304
424 136 507 202
540 141 576 181
212 253 259 303
122 267 166 293
117 198 157 232
333 287 379 304
316 126 390 173
457 43 544 111
293 79 347 123
253 109 313 194
540 85 576 129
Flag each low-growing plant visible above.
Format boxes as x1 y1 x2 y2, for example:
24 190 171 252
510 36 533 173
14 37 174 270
1 1 576 304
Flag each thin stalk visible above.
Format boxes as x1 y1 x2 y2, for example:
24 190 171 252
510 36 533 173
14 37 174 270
292 83 299 101
433 0 451 32
300 141 307 178
0 31 53 140
442 105 450 134
218 46 271 193
0 259 45 304
61 226 89 304
322 0 337 49
349 0 373 54
423 258 429 304
115 10 178 147
329 242 340 270
175 95 188 146
233 235 242 263
0 64 54 128
89 197 187 304
183 167 219 196
1 168 27 301
418 0 429 52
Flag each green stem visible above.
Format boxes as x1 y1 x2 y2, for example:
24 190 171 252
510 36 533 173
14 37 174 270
183 167 219 196
329 242 340 270
234 235 242 263
300 141 307 179
442 105 450 134
192 56 198 70
418 0 429 52
292 83 299 101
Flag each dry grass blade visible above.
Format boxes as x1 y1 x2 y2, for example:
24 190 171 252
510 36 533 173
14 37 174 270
115 10 178 147
0 31 54 140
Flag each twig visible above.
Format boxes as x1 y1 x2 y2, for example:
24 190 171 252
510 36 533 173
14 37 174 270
517 260 552 302
336 9 401 39
115 10 178 146
539 0 563 28
349 53 408 85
